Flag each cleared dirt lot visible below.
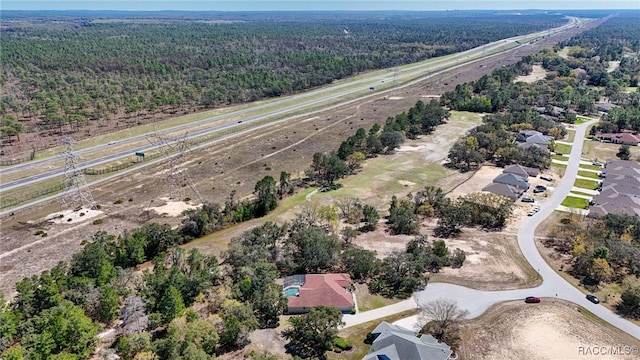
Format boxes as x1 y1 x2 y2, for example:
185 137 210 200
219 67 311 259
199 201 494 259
459 300 640 360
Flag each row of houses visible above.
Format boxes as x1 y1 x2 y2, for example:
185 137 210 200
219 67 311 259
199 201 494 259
589 160 640 218
482 164 539 201
594 132 640 146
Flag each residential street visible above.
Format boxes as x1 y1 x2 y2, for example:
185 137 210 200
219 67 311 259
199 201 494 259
343 119 640 341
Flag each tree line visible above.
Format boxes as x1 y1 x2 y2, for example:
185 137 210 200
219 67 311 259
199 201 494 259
0 13 566 143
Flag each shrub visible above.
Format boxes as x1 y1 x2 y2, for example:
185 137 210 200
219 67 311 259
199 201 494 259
114 199 123 204
93 218 104 225
333 337 352 351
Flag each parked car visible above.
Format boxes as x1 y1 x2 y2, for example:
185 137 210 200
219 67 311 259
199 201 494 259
527 210 537 216
540 175 553 181
592 161 604 167
525 296 541 303
521 197 535 203
586 294 600 304
533 188 545 193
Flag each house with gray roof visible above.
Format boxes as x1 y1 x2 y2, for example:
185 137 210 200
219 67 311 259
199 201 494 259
525 133 553 145
482 183 524 201
588 160 640 217
503 164 540 178
363 321 452 360
517 142 550 153
493 173 529 190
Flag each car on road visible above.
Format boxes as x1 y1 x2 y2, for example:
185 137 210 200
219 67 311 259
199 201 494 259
586 294 600 304
521 196 535 203
525 296 541 303
540 175 553 181
107 141 116 145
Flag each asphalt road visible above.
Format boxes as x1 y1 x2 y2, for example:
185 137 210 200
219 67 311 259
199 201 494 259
343 119 640 341
0 17 581 196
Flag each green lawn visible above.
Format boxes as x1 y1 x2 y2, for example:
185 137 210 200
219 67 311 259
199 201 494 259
573 178 600 190
551 162 567 169
565 130 575 142
554 143 572 155
561 196 589 209
579 164 602 171
552 154 569 162
577 170 600 179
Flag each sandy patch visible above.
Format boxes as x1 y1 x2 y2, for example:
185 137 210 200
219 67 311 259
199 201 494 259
387 96 404 100
145 198 200 217
448 165 503 198
514 64 547 83
46 207 103 224
398 180 416 186
460 301 640 360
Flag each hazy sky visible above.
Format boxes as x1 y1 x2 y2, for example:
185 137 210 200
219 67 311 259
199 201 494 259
3 0 639 11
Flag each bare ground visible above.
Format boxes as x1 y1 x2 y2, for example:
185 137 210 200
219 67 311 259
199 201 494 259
459 300 640 360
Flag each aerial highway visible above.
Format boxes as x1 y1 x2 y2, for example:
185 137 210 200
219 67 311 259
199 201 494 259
0 16 583 200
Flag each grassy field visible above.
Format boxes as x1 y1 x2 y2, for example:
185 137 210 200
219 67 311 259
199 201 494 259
354 284 400 312
565 130 575 142
582 139 640 164
579 164 602 171
551 162 567 169
554 143 572 155
551 154 569 162
327 309 419 360
561 196 588 209
573 178 599 190
577 170 599 179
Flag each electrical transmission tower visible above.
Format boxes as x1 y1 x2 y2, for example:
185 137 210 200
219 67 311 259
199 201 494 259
147 131 204 203
60 136 95 210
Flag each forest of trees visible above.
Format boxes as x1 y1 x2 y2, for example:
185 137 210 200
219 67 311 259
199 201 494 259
0 12 566 141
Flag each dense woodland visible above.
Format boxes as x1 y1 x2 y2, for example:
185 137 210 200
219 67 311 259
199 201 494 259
0 12 567 142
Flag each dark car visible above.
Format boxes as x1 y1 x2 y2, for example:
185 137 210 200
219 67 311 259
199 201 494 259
586 294 600 304
521 197 535 203
540 175 553 182
525 296 541 303
533 188 545 193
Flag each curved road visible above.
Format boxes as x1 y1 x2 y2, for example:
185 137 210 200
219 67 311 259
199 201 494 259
343 119 640 341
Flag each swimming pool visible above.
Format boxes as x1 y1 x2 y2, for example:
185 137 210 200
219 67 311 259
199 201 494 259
284 287 299 297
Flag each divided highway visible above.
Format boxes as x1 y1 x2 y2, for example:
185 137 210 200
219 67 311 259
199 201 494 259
0 16 582 201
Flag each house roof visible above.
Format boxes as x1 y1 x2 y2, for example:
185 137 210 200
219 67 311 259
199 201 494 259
596 102 619 112
517 142 550 153
286 273 354 309
503 164 540 177
525 133 552 144
364 322 452 360
519 130 542 137
589 160 640 217
599 133 640 144
493 173 529 189
482 183 523 201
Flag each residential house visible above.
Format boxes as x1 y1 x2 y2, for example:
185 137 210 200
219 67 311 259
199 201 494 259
503 164 540 178
525 133 553 145
482 182 524 201
283 273 354 314
493 173 530 190
363 321 453 360
588 160 640 217
517 142 550 153
597 133 640 146
595 102 619 112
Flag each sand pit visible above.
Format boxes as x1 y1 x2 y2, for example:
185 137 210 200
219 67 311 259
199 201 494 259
398 180 416 186
145 198 200 217
46 207 103 224
514 64 547 84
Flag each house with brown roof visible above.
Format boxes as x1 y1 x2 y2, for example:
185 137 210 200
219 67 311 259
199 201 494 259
597 133 640 146
283 273 354 314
